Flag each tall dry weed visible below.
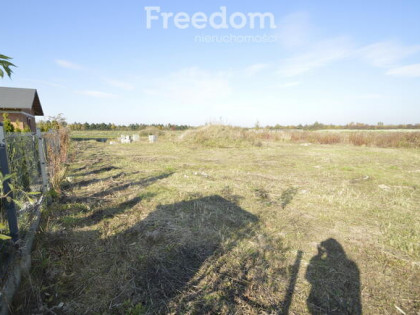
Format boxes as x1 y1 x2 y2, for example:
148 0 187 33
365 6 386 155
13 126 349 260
44 127 70 193
180 125 420 149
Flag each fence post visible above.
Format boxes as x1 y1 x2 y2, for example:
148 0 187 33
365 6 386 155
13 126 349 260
36 128 48 193
0 123 19 242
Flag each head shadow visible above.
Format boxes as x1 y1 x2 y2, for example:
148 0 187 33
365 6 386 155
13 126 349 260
305 238 362 314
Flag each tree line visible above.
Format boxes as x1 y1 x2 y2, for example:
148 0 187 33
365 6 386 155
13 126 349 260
265 121 420 130
64 122 190 131
35 120 420 132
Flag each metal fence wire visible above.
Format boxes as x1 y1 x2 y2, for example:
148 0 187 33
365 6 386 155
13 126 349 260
5 133 43 194
0 129 51 283
0 129 51 244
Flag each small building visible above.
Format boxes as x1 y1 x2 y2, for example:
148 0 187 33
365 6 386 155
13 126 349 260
0 87 44 132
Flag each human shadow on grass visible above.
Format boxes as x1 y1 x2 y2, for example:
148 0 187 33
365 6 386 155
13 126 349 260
305 238 362 315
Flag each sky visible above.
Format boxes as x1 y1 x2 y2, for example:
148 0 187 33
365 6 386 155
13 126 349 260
1 0 420 126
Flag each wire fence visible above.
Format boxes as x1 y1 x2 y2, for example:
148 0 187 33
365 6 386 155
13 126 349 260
0 126 60 256
0 123 69 308
5 133 43 195
0 126 57 285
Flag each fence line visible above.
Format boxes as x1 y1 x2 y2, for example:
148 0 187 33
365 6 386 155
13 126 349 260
36 129 49 193
0 124 55 243
0 124 19 242
0 124 66 314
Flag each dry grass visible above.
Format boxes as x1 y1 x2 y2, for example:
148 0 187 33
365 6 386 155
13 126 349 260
348 131 420 148
289 129 420 148
180 124 260 147
290 131 342 145
43 127 70 193
11 131 420 314
179 125 420 149
71 125 420 149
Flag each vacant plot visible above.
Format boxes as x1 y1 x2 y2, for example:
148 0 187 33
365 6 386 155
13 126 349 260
13 131 419 314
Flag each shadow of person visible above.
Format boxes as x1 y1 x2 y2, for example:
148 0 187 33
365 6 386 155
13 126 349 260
305 238 362 315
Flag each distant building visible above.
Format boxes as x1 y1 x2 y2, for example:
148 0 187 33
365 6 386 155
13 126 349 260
0 87 44 132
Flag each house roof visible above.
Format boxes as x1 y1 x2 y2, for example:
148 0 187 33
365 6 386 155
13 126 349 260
0 87 44 116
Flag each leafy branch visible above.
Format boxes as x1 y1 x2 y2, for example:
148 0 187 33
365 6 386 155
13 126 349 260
0 54 16 79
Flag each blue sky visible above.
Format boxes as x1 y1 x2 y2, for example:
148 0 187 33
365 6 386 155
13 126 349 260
1 0 420 126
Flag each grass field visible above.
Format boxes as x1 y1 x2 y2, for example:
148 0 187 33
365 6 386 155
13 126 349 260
14 128 419 314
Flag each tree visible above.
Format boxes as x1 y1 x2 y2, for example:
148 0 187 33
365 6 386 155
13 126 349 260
0 54 16 79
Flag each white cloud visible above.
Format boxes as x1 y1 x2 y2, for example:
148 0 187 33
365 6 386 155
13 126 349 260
78 90 117 98
23 79 66 88
386 63 420 77
275 26 420 78
278 37 353 77
277 12 311 48
55 59 83 70
358 41 420 68
244 63 269 76
105 79 134 91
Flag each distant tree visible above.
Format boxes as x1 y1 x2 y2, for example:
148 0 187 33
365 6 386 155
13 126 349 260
37 115 67 131
0 54 16 78
67 122 194 131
